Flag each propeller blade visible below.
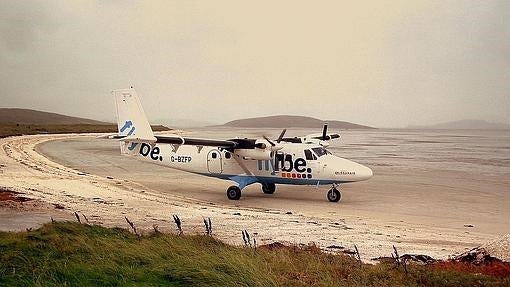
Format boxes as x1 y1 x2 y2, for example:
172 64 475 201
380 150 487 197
322 124 328 140
276 129 287 143
263 136 275 146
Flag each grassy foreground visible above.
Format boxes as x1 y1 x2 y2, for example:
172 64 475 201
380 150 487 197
0 223 508 286
0 123 170 138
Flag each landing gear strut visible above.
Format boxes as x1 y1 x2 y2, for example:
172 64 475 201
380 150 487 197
227 186 242 200
327 187 342 202
261 183 276 194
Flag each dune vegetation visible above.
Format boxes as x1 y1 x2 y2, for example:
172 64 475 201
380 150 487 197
0 222 508 287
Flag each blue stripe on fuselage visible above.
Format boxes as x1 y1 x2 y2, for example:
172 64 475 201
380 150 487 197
194 173 352 186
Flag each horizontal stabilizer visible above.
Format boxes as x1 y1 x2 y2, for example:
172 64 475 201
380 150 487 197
96 134 128 140
119 135 156 143
98 133 157 142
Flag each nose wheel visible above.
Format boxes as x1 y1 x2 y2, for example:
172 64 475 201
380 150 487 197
327 188 341 202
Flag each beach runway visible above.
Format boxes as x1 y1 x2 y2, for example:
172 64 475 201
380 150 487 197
1 129 509 261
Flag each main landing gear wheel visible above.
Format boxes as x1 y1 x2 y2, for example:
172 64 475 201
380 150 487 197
327 188 341 202
227 186 242 200
261 183 276 194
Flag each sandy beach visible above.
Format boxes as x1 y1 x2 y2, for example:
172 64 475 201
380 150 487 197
1 129 509 261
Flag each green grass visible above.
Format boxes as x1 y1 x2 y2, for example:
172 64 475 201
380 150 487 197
0 222 508 286
0 123 170 138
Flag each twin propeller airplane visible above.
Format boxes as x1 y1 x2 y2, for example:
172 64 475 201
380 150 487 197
110 88 373 202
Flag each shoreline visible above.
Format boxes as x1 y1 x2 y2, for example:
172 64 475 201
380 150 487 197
0 134 507 262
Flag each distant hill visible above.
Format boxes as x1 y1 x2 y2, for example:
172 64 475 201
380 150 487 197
0 108 109 125
408 120 510 130
158 118 216 128
0 108 170 138
222 115 374 129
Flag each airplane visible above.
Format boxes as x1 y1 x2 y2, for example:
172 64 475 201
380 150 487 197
109 87 373 202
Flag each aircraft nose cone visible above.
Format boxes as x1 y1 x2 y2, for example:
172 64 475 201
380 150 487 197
327 156 373 182
356 164 373 181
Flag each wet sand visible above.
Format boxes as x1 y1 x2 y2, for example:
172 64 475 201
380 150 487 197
1 129 509 261
39 128 510 235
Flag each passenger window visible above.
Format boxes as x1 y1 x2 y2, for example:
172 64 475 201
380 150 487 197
212 152 217 159
304 150 314 160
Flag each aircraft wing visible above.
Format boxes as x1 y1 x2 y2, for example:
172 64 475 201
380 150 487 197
303 132 340 141
154 135 237 148
104 133 260 149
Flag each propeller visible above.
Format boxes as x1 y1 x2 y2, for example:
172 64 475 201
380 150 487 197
276 129 287 143
263 136 275 147
262 128 286 146
262 135 283 151
321 123 329 140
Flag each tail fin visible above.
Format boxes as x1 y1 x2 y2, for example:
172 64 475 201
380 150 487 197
112 88 156 142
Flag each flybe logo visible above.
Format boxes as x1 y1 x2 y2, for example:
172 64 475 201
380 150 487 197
275 153 313 179
120 120 138 151
120 120 135 136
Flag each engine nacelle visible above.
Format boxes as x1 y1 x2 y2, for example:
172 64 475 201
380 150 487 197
234 148 273 160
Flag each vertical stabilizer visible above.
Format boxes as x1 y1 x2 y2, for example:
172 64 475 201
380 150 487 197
112 88 156 142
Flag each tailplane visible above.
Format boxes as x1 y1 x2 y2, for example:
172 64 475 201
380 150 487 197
112 88 156 151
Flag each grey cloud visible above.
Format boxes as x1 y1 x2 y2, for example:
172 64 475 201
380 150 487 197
0 1 508 127
0 1 53 52
380 1 510 126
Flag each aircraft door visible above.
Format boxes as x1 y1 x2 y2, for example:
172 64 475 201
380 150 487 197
304 149 321 176
207 150 223 174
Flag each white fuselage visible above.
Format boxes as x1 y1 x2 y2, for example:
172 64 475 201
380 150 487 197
121 141 373 186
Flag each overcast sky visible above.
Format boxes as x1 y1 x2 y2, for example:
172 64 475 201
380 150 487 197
1 1 509 128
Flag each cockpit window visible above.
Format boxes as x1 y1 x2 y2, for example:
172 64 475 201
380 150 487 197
304 149 318 160
311 147 330 157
